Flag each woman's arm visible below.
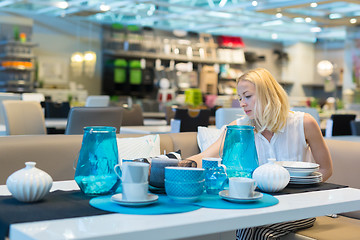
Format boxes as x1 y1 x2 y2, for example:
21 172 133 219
303 113 333 181
186 120 238 168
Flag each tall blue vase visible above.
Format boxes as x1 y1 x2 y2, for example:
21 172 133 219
74 126 120 195
221 125 259 178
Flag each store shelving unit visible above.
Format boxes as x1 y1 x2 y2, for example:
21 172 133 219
0 40 38 92
101 25 247 97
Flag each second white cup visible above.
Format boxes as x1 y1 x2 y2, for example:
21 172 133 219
122 182 148 201
229 177 257 198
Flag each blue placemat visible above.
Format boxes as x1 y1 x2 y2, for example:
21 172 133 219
193 193 279 209
90 194 201 215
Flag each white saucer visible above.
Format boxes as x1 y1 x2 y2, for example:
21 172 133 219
111 193 159 206
219 190 263 203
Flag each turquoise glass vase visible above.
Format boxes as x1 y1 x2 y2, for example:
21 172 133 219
221 125 259 178
74 126 120 195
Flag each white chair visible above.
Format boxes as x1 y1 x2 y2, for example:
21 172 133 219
2 100 46 135
85 95 110 107
215 108 245 129
0 93 21 125
291 107 320 127
21 93 45 102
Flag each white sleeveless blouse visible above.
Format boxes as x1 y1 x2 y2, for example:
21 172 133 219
237 111 313 166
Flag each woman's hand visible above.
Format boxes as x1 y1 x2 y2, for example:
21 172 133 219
178 159 197 168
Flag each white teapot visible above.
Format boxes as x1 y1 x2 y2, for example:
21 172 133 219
252 158 290 192
6 162 53 202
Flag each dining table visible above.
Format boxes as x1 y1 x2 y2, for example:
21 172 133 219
1 180 360 240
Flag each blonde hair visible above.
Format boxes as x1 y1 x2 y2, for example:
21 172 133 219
237 68 289 133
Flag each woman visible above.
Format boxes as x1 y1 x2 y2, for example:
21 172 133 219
186 68 333 239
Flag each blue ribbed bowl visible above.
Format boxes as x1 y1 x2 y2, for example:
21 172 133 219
165 179 205 203
165 167 205 182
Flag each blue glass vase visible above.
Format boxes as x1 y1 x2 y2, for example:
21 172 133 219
74 126 120 195
221 125 259 178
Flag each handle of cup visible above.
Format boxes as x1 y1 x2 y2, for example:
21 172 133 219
114 164 122 180
219 163 227 172
253 181 257 190
220 177 229 191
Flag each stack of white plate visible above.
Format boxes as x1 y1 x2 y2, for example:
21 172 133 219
276 161 322 185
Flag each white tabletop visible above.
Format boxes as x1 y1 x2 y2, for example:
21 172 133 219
5 181 360 240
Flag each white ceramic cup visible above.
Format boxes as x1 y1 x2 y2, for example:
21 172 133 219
114 162 149 184
229 177 257 198
122 182 148 201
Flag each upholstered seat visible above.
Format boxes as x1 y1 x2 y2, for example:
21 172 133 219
121 104 144 126
85 95 110 107
174 108 210 132
350 120 360 136
325 114 356 137
215 107 245 129
2 100 46 135
65 107 123 135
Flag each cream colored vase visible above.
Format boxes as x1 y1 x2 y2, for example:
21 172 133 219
252 158 290 193
6 162 53 202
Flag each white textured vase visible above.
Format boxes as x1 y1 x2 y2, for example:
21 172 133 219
252 158 290 193
6 162 53 202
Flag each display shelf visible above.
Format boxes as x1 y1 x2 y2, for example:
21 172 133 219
0 66 34 71
0 53 35 59
0 40 38 47
0 40 37 93
103 49 245 65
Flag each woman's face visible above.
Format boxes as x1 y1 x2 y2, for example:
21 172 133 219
237 80 256 119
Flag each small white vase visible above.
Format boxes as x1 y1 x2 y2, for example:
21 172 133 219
252 158 290 193
6 162 53 202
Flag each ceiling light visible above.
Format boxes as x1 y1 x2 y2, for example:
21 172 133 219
276 13 282 18
305 17 312 23
99 4 110 12
173 30 187 37
84 51 96 62
261 20 283 27
55 1 69 9
271 33 278 39
207 11 232 18
310 2 318 8
293 17 304 23
350 18 357 24
71 52 83 63
311 27 321 32
252 1 258 7
329 13 342 20
317 60 334 77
